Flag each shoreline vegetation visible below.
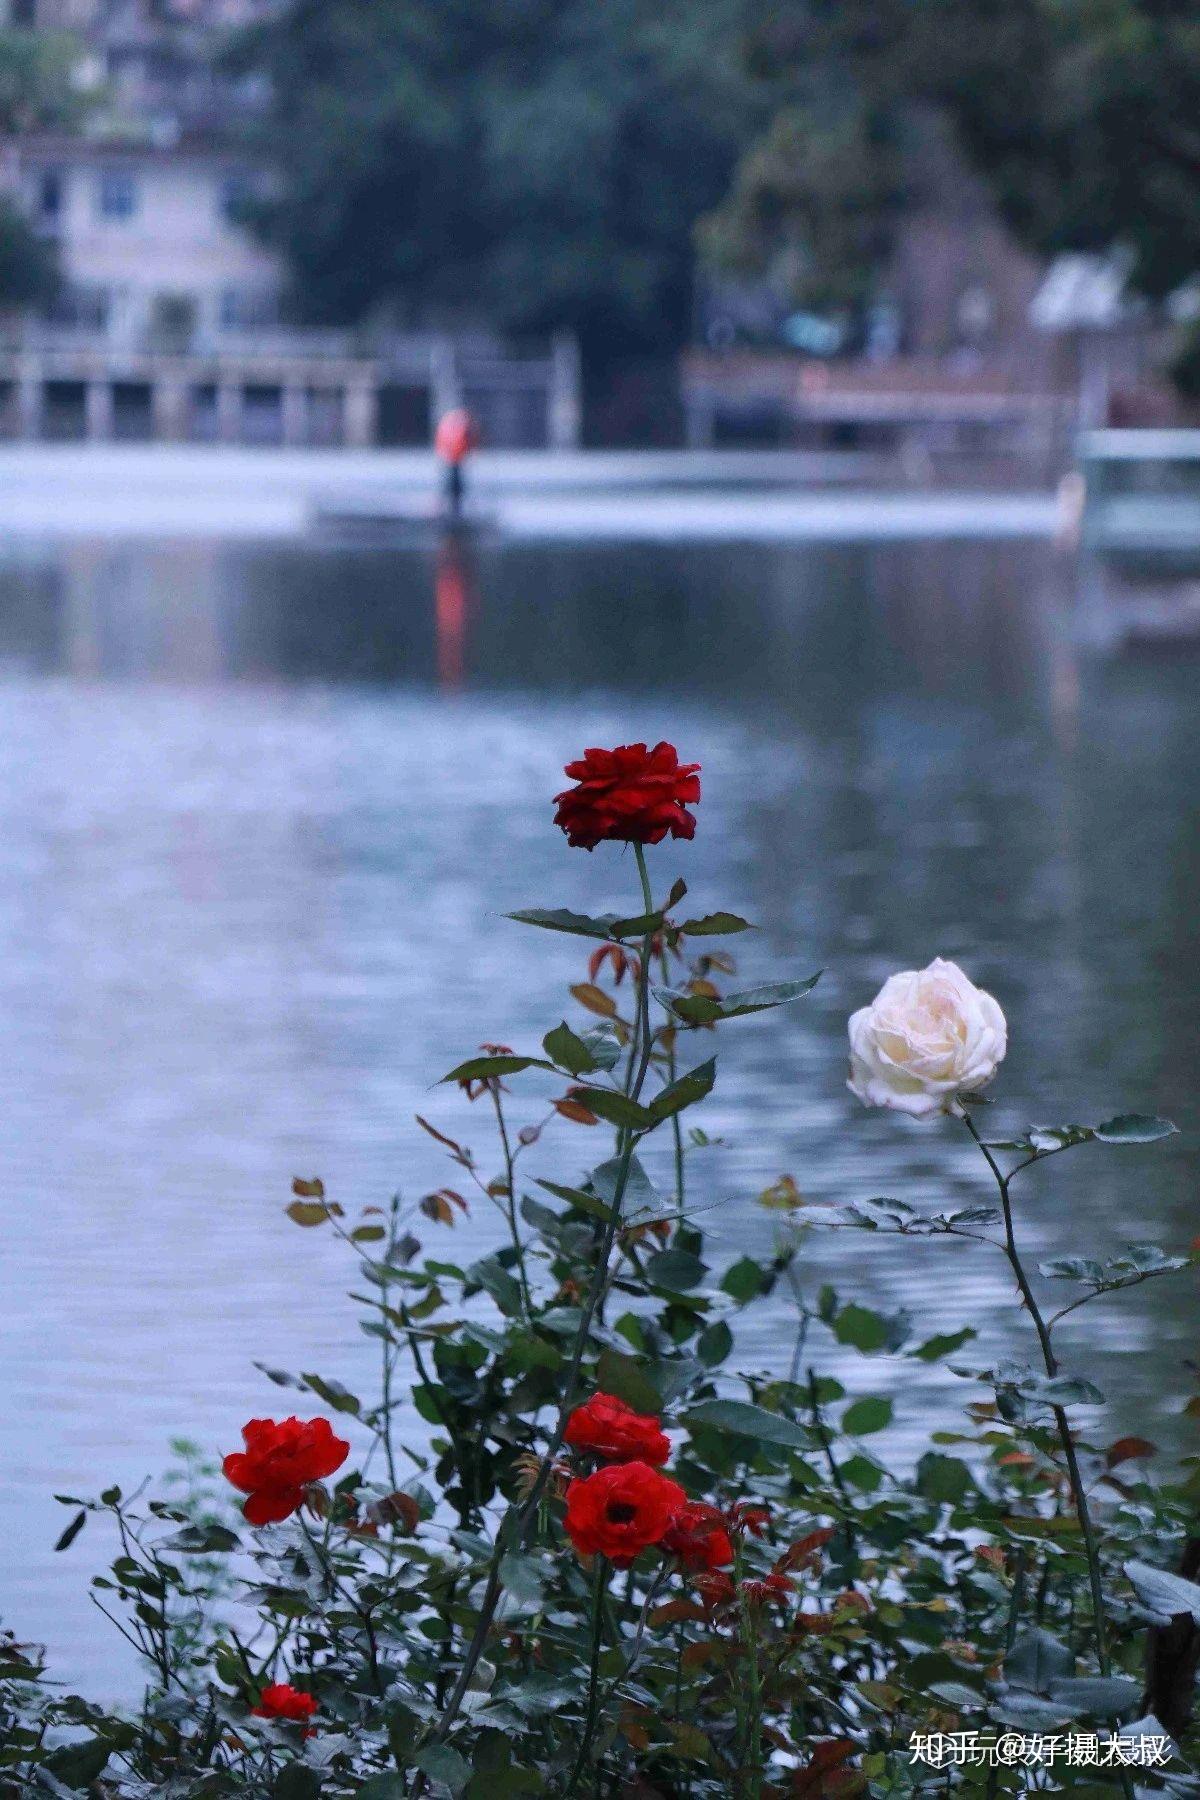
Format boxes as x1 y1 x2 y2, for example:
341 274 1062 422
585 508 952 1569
3 739 1195 1799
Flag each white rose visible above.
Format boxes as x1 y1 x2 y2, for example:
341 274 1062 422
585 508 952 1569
847 957 1007 1118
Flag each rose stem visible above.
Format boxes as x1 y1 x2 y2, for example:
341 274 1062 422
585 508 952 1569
960 1110 1113 1679
414 845 662 1776
565 1554 609 1795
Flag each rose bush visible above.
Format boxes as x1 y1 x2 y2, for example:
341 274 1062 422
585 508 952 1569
1 739 1194 1800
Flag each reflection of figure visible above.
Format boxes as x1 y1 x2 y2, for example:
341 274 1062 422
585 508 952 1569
434 408 480 523
434 531 475 690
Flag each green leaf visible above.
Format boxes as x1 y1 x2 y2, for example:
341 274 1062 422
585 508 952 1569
300 1373 361 1415
990 1689 1073 1730
592 1153 660 1213
1095 1114 1178 1144
159 1522 240 1554
355 1778 409 1800
647 1058 716 1122
506 907 627 941
440 1054 551 1084
274 1767 322 1800
570 1088 655 1131
1048 1676 1143 1718
833 1304 892 1353
54 1509 87 1552
654 975 820 1026
533 1178 615 1225
928 1681 985 1709
915 1452 972 1504
580 1028 621 1072
44 1738 112 1789
684 1398 810 1450
499 1552 547 1606
1124 1559 1200 1625
722 1257 767 1304
697 1320 734 1366
909 1327 977 1362
542 1022 598 1076
609 908 665 936
595 1347 664 1416
1006 1628 1075 1694
840 1453 884 1492
412 1744 472 1796
644 1246 708 1291
676 912 755 936
468 1256 524 1317
842 1395 893 1436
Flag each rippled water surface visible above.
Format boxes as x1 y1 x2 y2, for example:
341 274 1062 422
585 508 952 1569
0 529 1196 1689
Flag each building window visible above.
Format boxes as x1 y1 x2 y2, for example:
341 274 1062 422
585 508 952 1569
45 284 109 330
219 286 279 329
96 171 138 221
36 167 64 221
218 169 254 222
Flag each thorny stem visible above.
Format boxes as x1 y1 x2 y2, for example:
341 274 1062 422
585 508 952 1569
565 1555 609 1795
960 1110 1113 1679
491 1084 533 1317
807 1366 854 1527
414 845 663 1780
658 937 686 1215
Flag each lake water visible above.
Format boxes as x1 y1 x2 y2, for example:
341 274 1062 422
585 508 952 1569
0 526 1196 1692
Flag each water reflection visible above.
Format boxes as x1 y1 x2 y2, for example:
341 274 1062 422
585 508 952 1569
0 529 1195 1692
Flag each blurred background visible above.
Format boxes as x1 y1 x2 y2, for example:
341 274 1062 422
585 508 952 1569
0 0 1197 1691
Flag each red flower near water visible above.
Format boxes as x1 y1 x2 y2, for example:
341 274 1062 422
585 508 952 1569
223 1417 350 1526
564 1393 670 1467
563 1461 685 1567
253 1683 318 1727
553 742 701 850
661 1500 734 1572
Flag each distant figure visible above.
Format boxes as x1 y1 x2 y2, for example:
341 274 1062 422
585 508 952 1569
434 408 480 522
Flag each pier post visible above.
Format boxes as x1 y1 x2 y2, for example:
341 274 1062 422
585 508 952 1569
85 379 114 442
17 361 43 441
548 332 582 450
281 382 308 447
153 378 188 442
343 381 377 448
216 380 242 444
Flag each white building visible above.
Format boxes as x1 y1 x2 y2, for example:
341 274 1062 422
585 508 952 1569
5 133 283 348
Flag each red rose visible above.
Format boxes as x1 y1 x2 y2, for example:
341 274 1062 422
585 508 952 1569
563 1461 685 1568
564 1393 670 1466
223 1417 350 1526
553 742 700 851
253 1682 318 1725
661 1500 734 1571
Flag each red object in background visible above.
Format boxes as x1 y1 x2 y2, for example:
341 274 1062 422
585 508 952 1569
434 534 474 689
434 408 479 464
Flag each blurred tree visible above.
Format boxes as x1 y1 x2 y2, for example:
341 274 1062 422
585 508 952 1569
0 28 94 135
0 200 58 311
705 0 1200 340
228 0 762 360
